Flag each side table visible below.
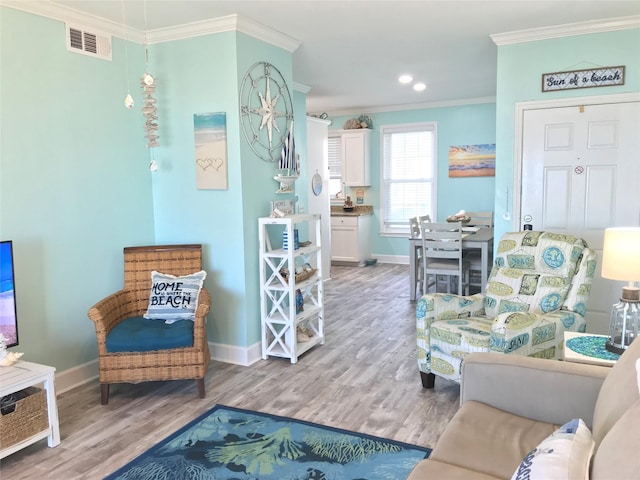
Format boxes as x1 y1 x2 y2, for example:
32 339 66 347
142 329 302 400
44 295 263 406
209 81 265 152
0 360 61 458
564 331 620 367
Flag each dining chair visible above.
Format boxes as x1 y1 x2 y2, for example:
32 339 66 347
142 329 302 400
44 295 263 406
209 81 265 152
409 216 422 238
409 215 432 297
419 219 470 296
463 211 494 290
409 216 423 298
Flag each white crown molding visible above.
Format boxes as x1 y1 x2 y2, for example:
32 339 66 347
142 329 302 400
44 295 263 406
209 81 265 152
491 15 640 45
322 96 497 117
1 0 145 42
236 15 300 52
306 116 332 126
0 1 300 51
146 14 300 52
145 14 238 44
293 82 311 93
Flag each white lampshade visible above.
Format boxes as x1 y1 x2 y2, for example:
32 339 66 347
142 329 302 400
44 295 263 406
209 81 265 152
601 227 640 282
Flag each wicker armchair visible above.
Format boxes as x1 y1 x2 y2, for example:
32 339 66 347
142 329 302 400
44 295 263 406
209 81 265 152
88 245 211 404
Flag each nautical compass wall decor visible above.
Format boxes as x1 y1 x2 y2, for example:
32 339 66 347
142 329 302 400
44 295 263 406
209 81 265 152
240 62 293 163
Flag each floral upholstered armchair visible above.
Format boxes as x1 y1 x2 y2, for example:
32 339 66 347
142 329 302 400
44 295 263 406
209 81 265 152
416 231 597 388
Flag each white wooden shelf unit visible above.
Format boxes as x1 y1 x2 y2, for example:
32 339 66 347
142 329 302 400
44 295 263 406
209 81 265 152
258 214 324 363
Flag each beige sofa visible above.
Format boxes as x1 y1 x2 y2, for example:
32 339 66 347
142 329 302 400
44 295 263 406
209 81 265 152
407 336 640 479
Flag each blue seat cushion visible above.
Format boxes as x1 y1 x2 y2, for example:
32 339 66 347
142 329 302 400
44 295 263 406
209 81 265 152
105 316 194 353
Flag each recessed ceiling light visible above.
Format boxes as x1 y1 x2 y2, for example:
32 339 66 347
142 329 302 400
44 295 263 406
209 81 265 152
413 82 427 92
398 74 413 84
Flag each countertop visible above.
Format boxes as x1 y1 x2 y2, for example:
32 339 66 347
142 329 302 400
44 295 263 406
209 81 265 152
330 205 373 217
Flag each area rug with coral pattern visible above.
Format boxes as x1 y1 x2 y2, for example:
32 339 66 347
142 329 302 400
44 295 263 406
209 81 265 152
104 404 431 480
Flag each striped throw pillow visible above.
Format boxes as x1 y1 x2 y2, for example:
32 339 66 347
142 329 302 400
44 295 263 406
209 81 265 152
144 270 206 323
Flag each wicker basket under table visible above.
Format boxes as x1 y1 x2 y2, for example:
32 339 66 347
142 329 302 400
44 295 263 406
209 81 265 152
0 387 48 450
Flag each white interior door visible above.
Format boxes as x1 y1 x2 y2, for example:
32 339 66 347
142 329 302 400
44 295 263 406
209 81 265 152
306 117 332 278
521 101 640 333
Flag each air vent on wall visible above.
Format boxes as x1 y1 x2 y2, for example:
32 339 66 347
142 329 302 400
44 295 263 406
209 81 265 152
66 23 112 61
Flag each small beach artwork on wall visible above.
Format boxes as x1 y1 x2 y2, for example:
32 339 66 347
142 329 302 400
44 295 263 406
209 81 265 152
194 112 228 189
448 144 495 177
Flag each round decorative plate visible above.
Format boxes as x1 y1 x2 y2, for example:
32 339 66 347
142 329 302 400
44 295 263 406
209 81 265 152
312 172 323 196
240 62 293 163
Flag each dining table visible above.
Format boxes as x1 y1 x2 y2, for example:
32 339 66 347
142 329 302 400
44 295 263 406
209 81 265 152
409 227 494 301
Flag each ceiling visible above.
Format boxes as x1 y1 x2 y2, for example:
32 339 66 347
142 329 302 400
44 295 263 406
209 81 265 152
34 1 640 114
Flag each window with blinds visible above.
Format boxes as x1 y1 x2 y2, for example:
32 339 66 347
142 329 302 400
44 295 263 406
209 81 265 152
380 123 437 235
328 134 343 199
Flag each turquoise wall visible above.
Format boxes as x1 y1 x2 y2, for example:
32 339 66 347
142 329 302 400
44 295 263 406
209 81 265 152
117 32 295 349
235 34 294 347
0 9 155 369
330 102 497 257
0 8 301 371
149 31 248 348
3 5 636 373
494 28 640 243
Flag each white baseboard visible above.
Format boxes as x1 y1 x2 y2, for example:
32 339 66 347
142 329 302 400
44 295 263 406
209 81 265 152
373 254 407 265
56 359 98 394
210 341 262 366
54 341 262 393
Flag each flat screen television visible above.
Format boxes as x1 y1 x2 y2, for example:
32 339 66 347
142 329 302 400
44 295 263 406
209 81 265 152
0 240 19 348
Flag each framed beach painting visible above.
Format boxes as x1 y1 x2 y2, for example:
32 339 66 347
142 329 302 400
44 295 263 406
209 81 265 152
194 112 228 189
448 144 495 177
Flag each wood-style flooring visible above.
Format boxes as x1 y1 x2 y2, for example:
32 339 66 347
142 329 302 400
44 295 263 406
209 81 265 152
0 263 460 479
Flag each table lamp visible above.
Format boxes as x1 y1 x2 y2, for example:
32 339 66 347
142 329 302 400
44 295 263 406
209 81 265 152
601 227 640 354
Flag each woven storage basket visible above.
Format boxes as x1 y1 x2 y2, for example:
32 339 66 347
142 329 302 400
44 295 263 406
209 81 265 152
0 387 48 450
283 268 317 284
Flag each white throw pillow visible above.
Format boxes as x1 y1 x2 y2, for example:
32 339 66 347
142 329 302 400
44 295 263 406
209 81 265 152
636 358 640 395
144 270 206 323
511 418 594 480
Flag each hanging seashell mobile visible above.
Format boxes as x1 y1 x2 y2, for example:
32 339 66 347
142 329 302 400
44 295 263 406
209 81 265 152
140 0 158 172
141 72 159 148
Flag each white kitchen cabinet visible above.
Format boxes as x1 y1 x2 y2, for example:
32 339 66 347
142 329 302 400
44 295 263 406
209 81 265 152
330 214 372 265
258 214 324 363
341 129 371 186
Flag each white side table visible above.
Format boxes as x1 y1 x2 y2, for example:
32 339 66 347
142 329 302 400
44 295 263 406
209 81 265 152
0 360 60 458
564 331 620 367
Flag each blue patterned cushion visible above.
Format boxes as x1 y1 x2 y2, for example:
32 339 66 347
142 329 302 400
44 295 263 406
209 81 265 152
485 232 583 318
105 317 194 352
144 270 206 322
430 317 493 382
563 247 597 316
510 419 594 480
